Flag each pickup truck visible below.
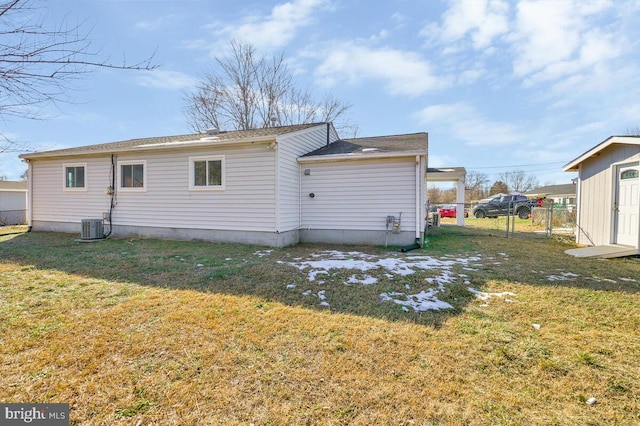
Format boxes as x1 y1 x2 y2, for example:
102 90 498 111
472 194 545 219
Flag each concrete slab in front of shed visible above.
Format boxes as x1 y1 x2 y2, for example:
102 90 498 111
565 245 639 259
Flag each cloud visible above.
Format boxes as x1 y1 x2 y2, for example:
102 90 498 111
509 0 617 79
210 0 330 50
136 70 199 90
134 14 179 31
415 102 522 147
421 0 510 50
314 42 447 96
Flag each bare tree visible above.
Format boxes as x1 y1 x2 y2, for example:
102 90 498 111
184 40 351 132
0 0 157 152
499 170 539 193
464 170 489 201
427 187 445 205
625 126 640 136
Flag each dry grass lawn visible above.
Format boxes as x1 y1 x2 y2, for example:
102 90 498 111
1 227 638 425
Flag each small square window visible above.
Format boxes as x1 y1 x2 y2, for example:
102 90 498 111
63 164 87 190
119 161 146 191
190 156 225 190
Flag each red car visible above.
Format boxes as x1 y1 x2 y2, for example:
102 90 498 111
438 205 468 218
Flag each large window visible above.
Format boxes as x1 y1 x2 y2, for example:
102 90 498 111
63 164 86 190
120 161 146 191
190 155 225 190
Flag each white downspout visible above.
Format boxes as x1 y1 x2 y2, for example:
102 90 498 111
26 159 33 227
415 155 421 241
298 164 302 234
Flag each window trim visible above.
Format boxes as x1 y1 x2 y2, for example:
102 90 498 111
189 155 226 191
119 160 147 192
62 163 87 192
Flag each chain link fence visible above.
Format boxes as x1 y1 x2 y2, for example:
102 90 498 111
530 205 576 237
432 202 576 239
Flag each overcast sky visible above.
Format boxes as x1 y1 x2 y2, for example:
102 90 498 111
1 0 639 186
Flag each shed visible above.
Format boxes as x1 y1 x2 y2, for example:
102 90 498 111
563 135 639 257
0 180 28 225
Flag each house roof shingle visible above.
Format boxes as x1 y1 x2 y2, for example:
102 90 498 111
20 123 324 160
524 183 576 197
302 132 428 158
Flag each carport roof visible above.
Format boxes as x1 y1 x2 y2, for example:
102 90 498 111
426 167 466 182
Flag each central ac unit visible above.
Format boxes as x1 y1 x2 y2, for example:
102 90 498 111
81 219 105 240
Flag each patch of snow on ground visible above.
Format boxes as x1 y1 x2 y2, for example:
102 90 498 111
254 250 273 257
547 272 579 281
289 251 471 282
426 269 457 287
317 290 329 307
286 250 505 312
619 277 637 282
468 287 517 302
346 274 378 285
379 289 454 311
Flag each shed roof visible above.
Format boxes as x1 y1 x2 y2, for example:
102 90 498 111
20 123 325 160
0 181 28 191
563 135 640 172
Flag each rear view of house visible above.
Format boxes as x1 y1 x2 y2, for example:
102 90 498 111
564 135 640 257
20 123 427 247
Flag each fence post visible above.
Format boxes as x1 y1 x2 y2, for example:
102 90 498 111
505 201 511 238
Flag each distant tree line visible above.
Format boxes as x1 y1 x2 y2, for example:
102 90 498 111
428 170 540 205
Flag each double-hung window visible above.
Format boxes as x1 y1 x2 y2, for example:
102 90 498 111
190 155 225 190
120 160 146 191
63 164 86 191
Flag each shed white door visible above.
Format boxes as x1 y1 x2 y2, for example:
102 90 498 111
615 164 639 247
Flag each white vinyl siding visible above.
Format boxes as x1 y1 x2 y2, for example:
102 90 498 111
31 144 277 232
277 124 338 232
576 144 640 246
32 158 110 222
300 157 417 232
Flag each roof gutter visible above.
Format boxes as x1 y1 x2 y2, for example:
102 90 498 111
298 150 427 164
19 136 277 160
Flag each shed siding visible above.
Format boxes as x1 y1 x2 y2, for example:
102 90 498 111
277 125 338 232
300 157 417 232
0 191 28 225
577 144 640 246
31 144 278 232
0 191 27 211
